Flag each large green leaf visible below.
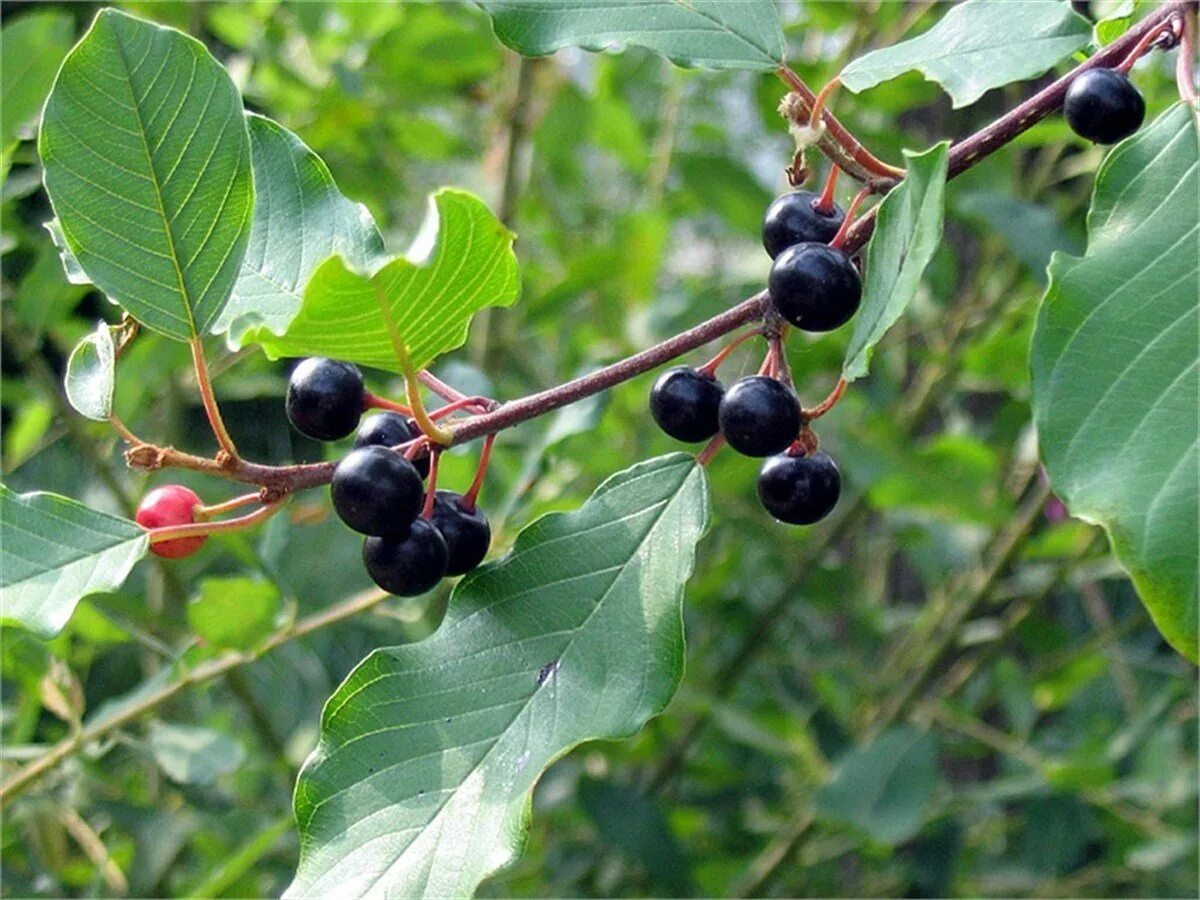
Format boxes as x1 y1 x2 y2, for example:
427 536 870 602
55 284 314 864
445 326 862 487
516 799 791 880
843 142 949 383
1 10 75 146
840 1 1090 108
213 114 386 345
39 9 253 341
64 322 116 422
288 454 709 898
0 486 149 638
246 188 519 372
477 0 784 71
1031 103 1199 663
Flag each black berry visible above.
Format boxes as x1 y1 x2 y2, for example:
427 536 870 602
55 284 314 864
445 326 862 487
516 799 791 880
757 450 841 525
762 190 845 258
768 243 861 333
286 357 364 441
331 445 423 537
354 412 430 478
363 518 449 596
717 376 801 457
1063 68 1145 145
649 367 724 443
430 491 491 576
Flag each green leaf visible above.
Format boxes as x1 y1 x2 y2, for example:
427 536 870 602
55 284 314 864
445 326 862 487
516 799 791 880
815 726 941 844
955 192 1080 281
839 1 1090 108
1 10 75 146
1031 103 1199 663
212 114 386 345
288 454 709 898
64 322 115 421
187 576 280 651
843 142 949 383
476 0 784 71
246 188 519 373
39 9 253 341
0 486 148 638
148 721 245 785
1095 0 1136 45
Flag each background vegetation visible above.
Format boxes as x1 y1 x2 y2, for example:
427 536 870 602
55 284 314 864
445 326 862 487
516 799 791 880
2 1 1197 897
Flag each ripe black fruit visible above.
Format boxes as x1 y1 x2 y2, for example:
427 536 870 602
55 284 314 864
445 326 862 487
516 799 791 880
757 450 841 525
286 357 364 441
717 376 801 457
649 367 724 443
331 445 423 536
768 243 861 332
363 519 449 596
1063 68 1145 145
762 190 845 258
354 412 430 478
430 491 491 575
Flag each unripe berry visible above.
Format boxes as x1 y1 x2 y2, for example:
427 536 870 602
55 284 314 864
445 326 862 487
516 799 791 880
136 485 206 559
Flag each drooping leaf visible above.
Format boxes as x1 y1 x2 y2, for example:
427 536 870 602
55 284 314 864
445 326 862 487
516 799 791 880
148 722 245 785
39 9 253 341
843 142 949 383
212 114 387 345
839 1 1090 108
0 486 149 638
1031 103 1199 662
1 10 75 146
288 454 709 898
64 322 116 421
246 188 519 373
815 726 941 844
187 576 280 651
476 0 784 71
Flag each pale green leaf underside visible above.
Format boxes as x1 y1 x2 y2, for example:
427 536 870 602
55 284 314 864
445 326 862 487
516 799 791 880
39 8 253 341
64 322 115 421
840 0 1090 108
1031 103 1199 662
477 0 784 71
0 486 148 638
213 114 386 345
843 142 949 382
246 188 519 373
288 454 709 898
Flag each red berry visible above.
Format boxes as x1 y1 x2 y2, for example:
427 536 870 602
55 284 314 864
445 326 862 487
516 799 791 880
136 485 206 559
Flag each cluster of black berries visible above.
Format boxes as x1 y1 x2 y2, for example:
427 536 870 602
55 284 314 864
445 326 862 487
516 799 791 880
650 189 860 526
286 358 490 595
1064 68 1144 145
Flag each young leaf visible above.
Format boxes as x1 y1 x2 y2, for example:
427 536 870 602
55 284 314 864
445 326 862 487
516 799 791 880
64 322 116 421
39 9 253 341
1 10 74 146
288 454 709 898
246 188 519 373
839 1 1090 108
0 486 148 638
1031 103 1198 663
842 142 949 383
477 0 784 71
212 114 387 345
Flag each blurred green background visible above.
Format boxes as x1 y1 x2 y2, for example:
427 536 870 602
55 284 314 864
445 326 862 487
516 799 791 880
1 1 1196 897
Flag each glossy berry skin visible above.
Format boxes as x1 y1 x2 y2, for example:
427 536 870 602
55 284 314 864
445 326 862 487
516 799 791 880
430 491 491 576
286 357 364 441
762 190 845 258
758 451 841 525
717 376 801 457
363 519 449 596
331 446 423 537
354 412 430 478
768 243 861 332
649 367 724 443
136 485 206 559
1064 69 1145 145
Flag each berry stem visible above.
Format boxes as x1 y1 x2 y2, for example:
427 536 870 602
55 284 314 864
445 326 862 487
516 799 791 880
418 369 480 405
362 391 413 416
146 500 284 544
769 332 794 389
1115 17 1180 74
1177 9 1198 105
462 433 496 512
829 186 873 249
429 396 495 421
422 449 441 519
808 77 841 131
194 492 262 521
695 434 725 468
107 414 143 447
697 328 762 377
815 165 841 214
803 378 847 420
189 338 239 464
